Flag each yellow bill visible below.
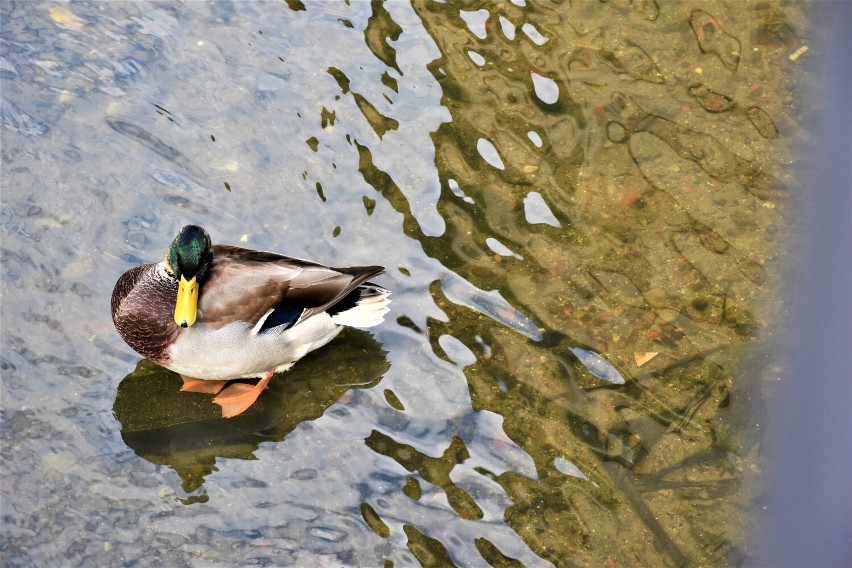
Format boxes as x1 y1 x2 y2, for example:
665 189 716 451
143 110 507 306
174 275 198 327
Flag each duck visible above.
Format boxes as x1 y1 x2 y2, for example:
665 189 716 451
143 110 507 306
111 225 390 418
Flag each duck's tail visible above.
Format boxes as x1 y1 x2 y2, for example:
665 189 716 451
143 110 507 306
329 283 391 328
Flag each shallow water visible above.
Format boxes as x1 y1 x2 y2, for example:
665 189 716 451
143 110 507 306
1 1 815 566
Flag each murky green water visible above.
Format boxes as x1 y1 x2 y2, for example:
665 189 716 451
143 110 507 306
1 1 815 566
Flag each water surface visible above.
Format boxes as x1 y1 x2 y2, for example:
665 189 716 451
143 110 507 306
1 1 815 565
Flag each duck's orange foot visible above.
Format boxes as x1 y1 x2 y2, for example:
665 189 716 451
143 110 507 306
213 370 273 418
180 376 228 394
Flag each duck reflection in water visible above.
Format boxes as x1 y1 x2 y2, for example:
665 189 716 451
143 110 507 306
113 327 389 500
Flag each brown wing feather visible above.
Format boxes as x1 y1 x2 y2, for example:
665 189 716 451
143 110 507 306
198 245 384 330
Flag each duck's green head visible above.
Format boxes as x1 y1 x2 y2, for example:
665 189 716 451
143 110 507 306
166 225 213 328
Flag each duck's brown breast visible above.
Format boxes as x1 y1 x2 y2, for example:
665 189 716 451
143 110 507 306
111 264 181 364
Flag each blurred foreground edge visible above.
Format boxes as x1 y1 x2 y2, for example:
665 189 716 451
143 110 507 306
759 3 852 567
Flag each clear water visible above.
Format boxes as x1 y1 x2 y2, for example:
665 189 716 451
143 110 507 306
1 1 813 565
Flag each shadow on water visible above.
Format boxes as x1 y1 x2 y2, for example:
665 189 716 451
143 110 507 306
113 328 388 501
362 1 799 564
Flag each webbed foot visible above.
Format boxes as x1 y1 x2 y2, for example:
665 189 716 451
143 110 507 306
213 370 273 418
180 376 228 394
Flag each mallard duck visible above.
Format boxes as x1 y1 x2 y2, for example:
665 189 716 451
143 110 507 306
111 225 390 418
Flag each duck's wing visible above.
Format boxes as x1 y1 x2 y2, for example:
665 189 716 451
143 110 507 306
197 245 384 331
